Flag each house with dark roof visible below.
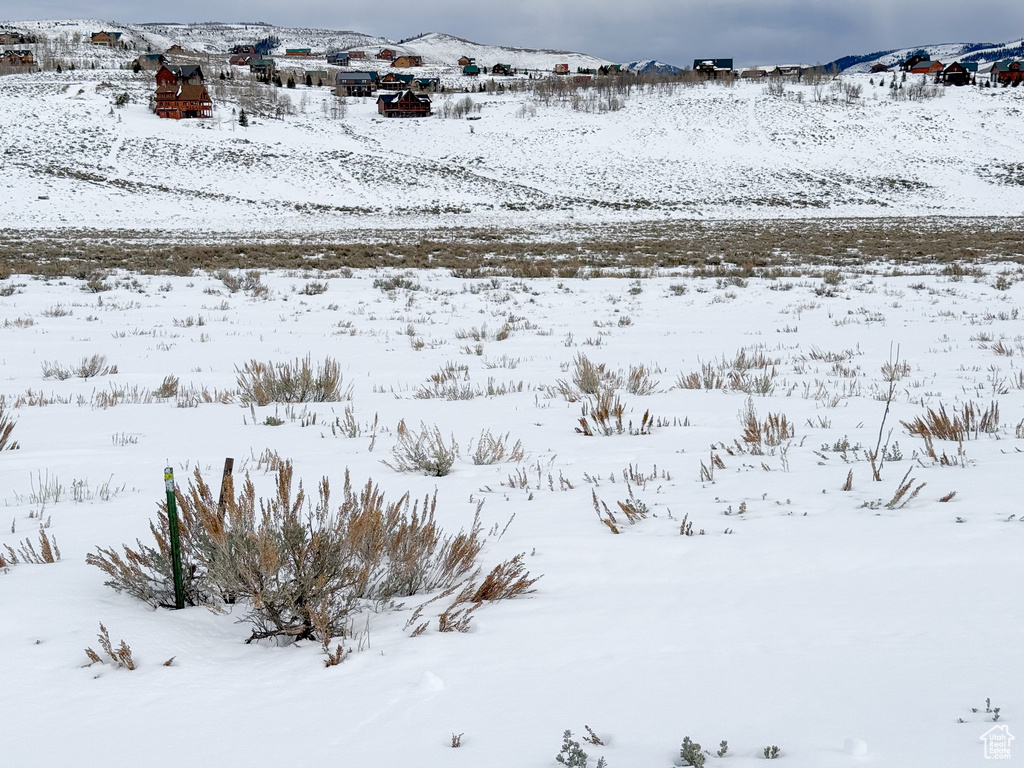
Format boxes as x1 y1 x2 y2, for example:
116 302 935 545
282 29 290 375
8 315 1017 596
693 58 733 78
326 51 350 66
462 63 480 76
0 31 26 46
991 60 1024 84
155 82 213 119
336 71 375 97
377 48 396 61
379 72 415 91
2 49 34 67
156 64 204 87
377 89 432 117
134 54 165 71
491 63 512 76
938 61 977 86
909 60 943 75
901 54 930 72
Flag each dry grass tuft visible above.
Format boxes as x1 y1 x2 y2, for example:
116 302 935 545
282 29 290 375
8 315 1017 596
236 354 349 405
886 468 927 510
901 401 1000 447
0 399 19 451
385 420 460 476
576 391 653 436
471 429 525 465
85 623 136 670
41 354 117 380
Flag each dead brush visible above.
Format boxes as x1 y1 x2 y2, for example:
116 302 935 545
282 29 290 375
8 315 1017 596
85 623 136 670
676 361 725 390
385 420 460 476
42 354 117 380
235 354 349 405
576 391 654 436
886 468 927 510
901 401 1000 444
4 528 61 565
471 429 525 465
89 462 486 644
0 399 19 450
416 361 478 400
436 553 540 632
624 363 659 395
739 399 794 453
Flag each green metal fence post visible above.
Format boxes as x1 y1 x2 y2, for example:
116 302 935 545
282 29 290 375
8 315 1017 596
164 466 185 610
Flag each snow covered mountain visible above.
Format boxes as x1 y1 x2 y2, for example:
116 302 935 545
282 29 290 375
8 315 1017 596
831 38 1024 72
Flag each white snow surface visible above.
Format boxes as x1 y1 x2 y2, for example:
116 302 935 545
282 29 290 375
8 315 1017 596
1 264 1022 767
4 58 1024 234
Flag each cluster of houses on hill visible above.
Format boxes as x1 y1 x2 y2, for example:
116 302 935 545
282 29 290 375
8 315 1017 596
881 54 1024 85
0 30 35 71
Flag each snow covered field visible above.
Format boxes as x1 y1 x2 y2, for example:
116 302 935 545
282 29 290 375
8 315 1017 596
4 62 1024 234
1 264 1022 766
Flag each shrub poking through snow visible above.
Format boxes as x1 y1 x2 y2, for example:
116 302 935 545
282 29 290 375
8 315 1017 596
0 400 19 450
235 354 349 405
385 420 460 476
88 462 488 644
41 354 117 380
680 736 705 767
84 623 136 670
471 429 524 465
555 730 589 767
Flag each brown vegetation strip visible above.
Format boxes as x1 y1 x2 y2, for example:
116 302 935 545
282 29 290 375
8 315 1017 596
2 217 1024 279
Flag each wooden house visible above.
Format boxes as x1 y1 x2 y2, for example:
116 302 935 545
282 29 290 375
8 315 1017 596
133 54 165 71
553 63 569 75
376 89 431 117
165 44 184 54
458 56 474 66
229 53 256 66
693 58 733 78
909 60 943 75
413 77 440 91
249 58 275 81
491 63 512 76
938 61 976 86
462 63 480 76
231 45 257 55
91 31 122 47
991 60 1024 84
870 63 890 74
392 55 423 68
377 48 396 61
336 71 374 97
1 50 33 68
901 54 929 72
0 31 26 46
326 51 350 66
155 83 213 119
348 50 366 59
379 72 415 90
156 64 204 87
740 67 766 79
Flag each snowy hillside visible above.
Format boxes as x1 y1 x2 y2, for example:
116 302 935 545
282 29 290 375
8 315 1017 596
835 38 1024 72
3 62 1024 235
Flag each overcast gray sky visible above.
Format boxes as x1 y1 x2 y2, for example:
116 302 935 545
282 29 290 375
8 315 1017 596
11 1 1024 66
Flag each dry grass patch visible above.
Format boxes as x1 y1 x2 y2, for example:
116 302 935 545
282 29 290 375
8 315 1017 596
236 355 349 405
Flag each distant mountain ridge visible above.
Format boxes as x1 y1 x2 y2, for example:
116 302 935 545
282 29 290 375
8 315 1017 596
829 37 1024 72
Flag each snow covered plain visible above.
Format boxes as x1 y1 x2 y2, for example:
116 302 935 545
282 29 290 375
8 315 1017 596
1 263 1022 767
5 63 1024 234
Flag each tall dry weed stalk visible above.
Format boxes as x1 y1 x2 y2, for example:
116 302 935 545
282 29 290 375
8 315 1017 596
85 623 136 670
0 399 19 450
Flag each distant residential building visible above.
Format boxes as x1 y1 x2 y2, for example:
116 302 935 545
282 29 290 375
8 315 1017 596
379 72 415 91
693 58 733 78
165 44 184 54
336 71 374 97
392 55 423 68
156 64 205 87
304 69 329 86
553 63 569 75
938 60 977 86
91 31 123 47
870 63 890 74
0 31 27 46
155 83 213 119
491 63 512 76
285 48 312 57
991 59 1024 84
249 58 275 81
229 53 257 66
348 50 366 59
231 45 257 55
458 56 474 66
133 54 165 71
377 89 432 117
377 48 396 61
901 55 930 72
462 63 480 76
326 51 350 66
909 60 943 75
1 49 34 69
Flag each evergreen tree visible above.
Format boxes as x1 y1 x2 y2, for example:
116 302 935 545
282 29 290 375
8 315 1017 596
239 109 249 127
